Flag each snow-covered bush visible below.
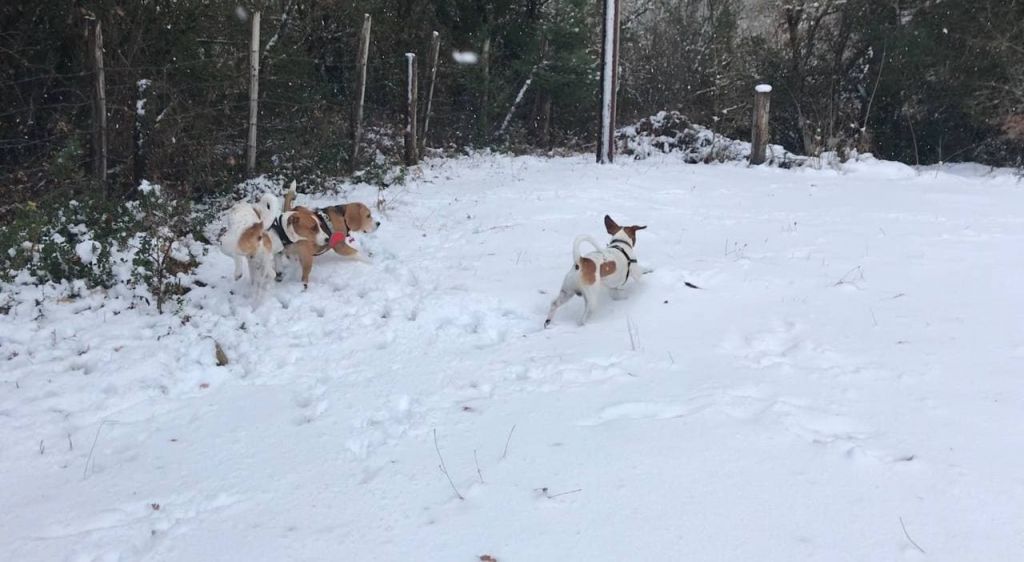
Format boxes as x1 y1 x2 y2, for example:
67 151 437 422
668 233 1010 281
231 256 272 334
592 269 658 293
127 183 208 313
0 182 207 312
0 198 127 290
617 111 750 163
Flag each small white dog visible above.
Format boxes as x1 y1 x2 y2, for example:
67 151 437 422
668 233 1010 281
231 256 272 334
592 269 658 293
218 193 282 300
544 215 647 327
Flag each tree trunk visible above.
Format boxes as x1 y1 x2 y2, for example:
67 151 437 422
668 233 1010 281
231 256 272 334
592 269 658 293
404 53 419 166
597 0 621 163
246 11 261 177
421 31 440 152
88 19 107 188
351 14 372 171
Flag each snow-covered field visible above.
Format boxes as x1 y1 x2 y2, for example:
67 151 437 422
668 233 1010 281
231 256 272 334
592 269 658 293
2 154 1023 561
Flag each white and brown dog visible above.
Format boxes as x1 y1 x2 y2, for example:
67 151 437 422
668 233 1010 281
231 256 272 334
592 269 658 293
544 215 647 327
281 188 380 286
219 192 329 297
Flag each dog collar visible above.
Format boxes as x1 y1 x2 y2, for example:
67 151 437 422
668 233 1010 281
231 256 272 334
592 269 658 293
314 206 354 255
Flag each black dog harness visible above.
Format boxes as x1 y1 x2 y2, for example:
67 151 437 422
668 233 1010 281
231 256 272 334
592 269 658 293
269 215 294 246
312 208 335 256
608 239 638 283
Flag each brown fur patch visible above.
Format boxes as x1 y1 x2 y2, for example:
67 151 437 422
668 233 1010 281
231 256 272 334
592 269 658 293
288 208 323 240
600 260 617 277
342 202 375 233
623 225 647 245
580 258 597 285
237 222 265 255
604 215 620 235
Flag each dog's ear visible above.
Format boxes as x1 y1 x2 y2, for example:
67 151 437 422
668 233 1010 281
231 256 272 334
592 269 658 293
623 225 647 244
604 215 620 235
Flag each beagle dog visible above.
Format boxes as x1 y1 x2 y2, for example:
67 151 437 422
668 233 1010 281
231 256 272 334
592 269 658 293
219 192 330 296
280 187 380 285
544 215 647 327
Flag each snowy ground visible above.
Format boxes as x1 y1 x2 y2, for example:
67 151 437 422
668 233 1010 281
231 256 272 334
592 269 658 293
2 154 1023 561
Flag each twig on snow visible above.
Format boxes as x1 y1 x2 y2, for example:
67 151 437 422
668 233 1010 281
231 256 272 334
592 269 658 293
501 424 516 460
433 428 464 500
83 420 113 479
834 265 864 287
474 449 484 484
626 317 639 351
537 487 583 499
899 516 926 554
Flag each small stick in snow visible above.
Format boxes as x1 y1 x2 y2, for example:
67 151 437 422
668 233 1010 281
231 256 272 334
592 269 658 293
501 424 516 460
39 440 44 455
626 317 639 351
474 449 484 484
833 265 864 287
684 281 701 289
83 420 112 479
899 516 926 554
67 433 73 451
537 487 582 499
433 428 464 500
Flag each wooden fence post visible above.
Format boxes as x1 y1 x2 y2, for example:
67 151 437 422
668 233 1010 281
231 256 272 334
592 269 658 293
133 79 151 185
421 31 440 152
404 53 419 166
597 0 621 164
88 18 107 186
351 13 371 170
246 11 261 177
479 35 491 134
750 84 772 165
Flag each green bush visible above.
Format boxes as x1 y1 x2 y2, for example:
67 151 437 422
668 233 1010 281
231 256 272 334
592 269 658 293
0 183 210 312
0 198 128 289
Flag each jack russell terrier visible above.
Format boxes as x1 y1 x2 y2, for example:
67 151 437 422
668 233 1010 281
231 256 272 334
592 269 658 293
544 215 648 327
219 192 329 297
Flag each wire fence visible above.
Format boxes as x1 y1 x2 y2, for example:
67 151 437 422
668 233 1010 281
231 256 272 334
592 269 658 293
0 10 453 208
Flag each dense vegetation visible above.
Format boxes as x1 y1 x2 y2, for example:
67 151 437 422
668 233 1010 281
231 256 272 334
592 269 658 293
1 1 1022 293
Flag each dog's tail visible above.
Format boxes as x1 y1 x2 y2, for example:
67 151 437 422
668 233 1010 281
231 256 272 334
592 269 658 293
282 181 297 212
256 193 280 229
572 235 602 265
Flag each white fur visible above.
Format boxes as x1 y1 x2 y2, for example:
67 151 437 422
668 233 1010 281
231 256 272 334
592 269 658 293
545 230 643 327
219 200 275 301
255 193 281 229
